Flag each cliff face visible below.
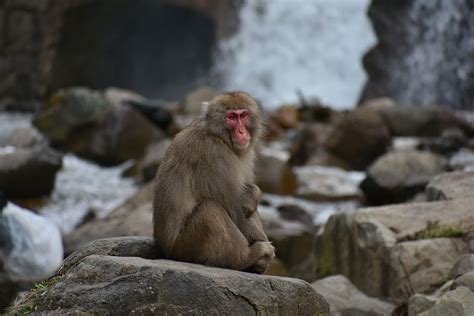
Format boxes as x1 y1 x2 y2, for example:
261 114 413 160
0 0 238 110
361 0 474 110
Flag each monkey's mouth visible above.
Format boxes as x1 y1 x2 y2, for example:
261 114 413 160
233 141 250 150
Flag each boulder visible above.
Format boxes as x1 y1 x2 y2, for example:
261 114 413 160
311 275 394 316
449 149 474 171
408 294 437 316
361 150 446 205
271 106 300 129
358 97 396 110
258 203 317 282
33 87 165 166
13 238 329 315
419 128 467 155
103 87 146 106
288 123 325 166
426 171 474 201
315 199 474 299
33 87 110 145
60 237 158 274
123 139 172 182
324 107 391 170
276 204 313 226
70 103 165 165
105 87 175 132
293 166 364 202
414 287 474 316
374 106 474 137
288 122 352 170
453 272 474 292
255 146 294 194
452 255 474 279
63 183 154 253
271 231 316 282
182 86 220 114
4 127 47 148
0 146 62 198
392 137 422 152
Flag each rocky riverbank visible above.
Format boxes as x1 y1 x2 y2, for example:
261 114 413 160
1 86 474 315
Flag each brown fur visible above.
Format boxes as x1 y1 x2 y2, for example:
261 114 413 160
153 92 274 273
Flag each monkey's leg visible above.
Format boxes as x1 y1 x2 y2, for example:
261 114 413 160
239 211 276 274
173 200 274 272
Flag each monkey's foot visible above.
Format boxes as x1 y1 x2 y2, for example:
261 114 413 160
246 242 275 274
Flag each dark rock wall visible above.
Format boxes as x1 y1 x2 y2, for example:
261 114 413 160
361 0 474 110
0 0 238 110
51 1 215 100
0 0 85 110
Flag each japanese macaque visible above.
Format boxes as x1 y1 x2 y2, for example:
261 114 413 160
153 92 274 273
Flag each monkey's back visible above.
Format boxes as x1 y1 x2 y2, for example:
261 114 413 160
153 122 252 253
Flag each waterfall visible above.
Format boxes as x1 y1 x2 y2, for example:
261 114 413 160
214 0 375 109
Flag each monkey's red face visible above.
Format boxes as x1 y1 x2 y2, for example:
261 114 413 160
225 109 250 149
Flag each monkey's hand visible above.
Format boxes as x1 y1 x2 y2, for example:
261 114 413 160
242 184 261 218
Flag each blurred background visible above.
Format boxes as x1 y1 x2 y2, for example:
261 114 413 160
1 0 474 314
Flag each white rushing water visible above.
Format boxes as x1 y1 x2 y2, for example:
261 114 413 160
39 154 137 234
0 112 138 234
215 0 376 108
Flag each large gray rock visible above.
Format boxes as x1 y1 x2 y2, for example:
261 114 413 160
453 272 474 292
324 108 392 170
123 139 172 183
361 1 474 111
288 123 348 169
315 199 473 299
452 255 474 279
258 202 317 282
60 237 158 274
374 106 474 137
3 127 47 148
449 149 474 171
18 253 329 315
33 87 165 166
182 86 220 114
33 87 110 145
417 287 474 316
271 230 316 283
255 145 294 195
426 171 474 201
293 166 364 202
0 145 62 198
361 150 446 205
311 275 394 316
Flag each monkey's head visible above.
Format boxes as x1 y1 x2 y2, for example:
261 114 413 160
203 92 263 154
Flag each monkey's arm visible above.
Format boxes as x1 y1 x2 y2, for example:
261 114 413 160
242 184 261 218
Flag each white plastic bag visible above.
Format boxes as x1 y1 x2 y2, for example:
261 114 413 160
0 202 63 281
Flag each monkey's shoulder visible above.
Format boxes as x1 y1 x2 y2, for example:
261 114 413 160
167 126 231 164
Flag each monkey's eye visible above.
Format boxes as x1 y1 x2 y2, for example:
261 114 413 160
240 111 249 119
227 113 237 120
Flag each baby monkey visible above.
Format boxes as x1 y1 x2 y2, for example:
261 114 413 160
153 92 274 273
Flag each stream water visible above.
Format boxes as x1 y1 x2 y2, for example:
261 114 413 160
215 0 375 108
0 113 137 235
